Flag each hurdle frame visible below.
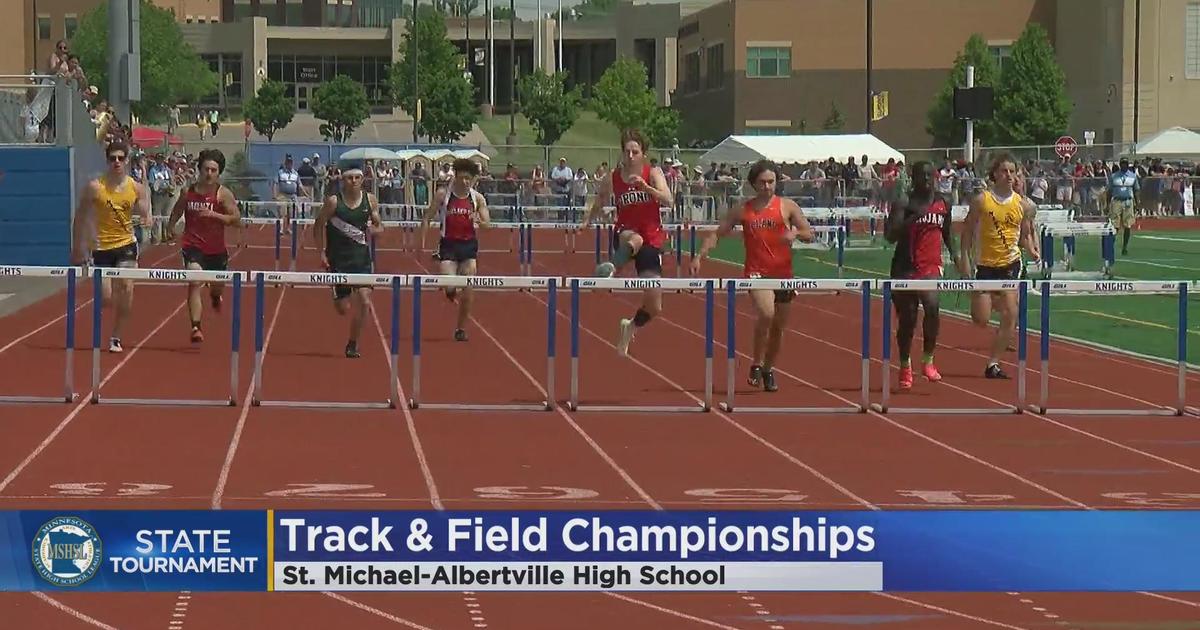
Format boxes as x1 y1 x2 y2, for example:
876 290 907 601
408 274 557 411
90 268 244 407
252 271 404 410
1031 280 1187 416
0 266 78 404
567 276 715 413
718 278 871 413
874 279 1029 415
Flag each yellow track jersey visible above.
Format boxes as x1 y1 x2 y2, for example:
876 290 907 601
977 190 1024 268
93 176 138 251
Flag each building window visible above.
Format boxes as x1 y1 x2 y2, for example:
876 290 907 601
746 46 790 78
705 43 724 89
988 43 1012 72
683 50 700 93
64 15 78 39
37 15 51 40
745 126 789 136
1188 3 1200 79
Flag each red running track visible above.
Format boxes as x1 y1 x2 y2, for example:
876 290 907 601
2 226 1200 628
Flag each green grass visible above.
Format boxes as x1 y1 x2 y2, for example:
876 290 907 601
707 229 1200 365
478 111 622 172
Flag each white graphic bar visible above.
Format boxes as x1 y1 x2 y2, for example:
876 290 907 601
570 277 714 291
731 278 864 292
414 275 554 290
255 271 406 287
96 268 248 283
0 266 77 278
1041 280 1183 294
888 279 1027 292
273 561 882 592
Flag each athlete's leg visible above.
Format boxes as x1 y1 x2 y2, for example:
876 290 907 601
893 292 919 366
986 289 1018 378
616 245 661 356
598 229 644 276
917 290 942 381
970 291 992 328
454 258 477 340
185 258 205 342
347 287 371 353
110 269 135 352
749 289 775 368
439 257 459 302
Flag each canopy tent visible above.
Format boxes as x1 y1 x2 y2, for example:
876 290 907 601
697 134 905 166
130 127 183 148
1132 126 1200 159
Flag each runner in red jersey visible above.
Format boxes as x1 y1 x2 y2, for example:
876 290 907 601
580 129 675 356
165 149 241 343
693 160 812 391
884 161 956 390
421 158 491 342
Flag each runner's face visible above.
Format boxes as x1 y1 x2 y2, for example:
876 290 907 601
753 171 776 196
623 141 644 168
343 172 363 192
200 160 220 184
107 151 126 174
992 161 1016 187
454 170 475 190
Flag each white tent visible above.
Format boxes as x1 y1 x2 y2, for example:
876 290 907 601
698 134 905 166
1133 126 1200 159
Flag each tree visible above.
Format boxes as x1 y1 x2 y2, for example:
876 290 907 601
71 0 218 120
645 106 681 149
518 69 581 145
389 8 477 142
925 34 1001 147
822 100 845 132
574 0 619 18
243 80 295 142
591 58 657 132
493 5 515 19
995 23 1072 145
312 75 370 142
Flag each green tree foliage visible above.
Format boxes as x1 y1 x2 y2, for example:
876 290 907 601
389 8 478 142
242 80 295 142
645 106 682 149
925 34 1001 147
312 75 370 142
518 69 581 145
995 23 1072 145
822 100 845 132
71 0 218 120
493 5 515 20
574 0 619 18
591 58 657 133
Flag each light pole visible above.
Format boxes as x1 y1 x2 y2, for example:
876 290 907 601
412 0 419 143
506 0 516 146
557 0 563 73
865 0 873 134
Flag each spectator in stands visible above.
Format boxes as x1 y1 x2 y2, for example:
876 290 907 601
148 154 174 218
311 153 327 200
167 105 180 136
571 167 590 208
1107 157 1139 255
298 156 317 200
936 161 955 203
856 154 876 201
274 154 302 233
595 161 610 184
530 164 547 199
196 109 207 140
551 157 573 200
1028 167 1048 206
411 160 429 206
20 88 40 143
66 55 87 91
208 108 220 137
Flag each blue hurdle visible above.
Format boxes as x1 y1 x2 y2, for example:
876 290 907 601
251 271 404 410
408 275 557 410
1033 280 1188 416
0 266 78 404
719 278 871 413
875 279 1029 415
90 267 245 406
567 276 716 413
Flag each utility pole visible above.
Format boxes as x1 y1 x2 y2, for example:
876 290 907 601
507 0 516 146
412 0 419 142
1134 0 1141 145
965 65 975 165
557 0 563 73
865 0 873 134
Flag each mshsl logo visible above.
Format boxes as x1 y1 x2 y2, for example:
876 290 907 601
31 516 103 587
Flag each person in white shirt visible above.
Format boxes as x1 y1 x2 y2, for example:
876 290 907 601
275 154 302 234
550 157 574 201
571 167 590 209
936 161 955 203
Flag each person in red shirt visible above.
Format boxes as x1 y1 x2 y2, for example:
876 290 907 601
580 129 675 356
884 161 955 390
164 149 241 343
421 158 491 342
691 160 813 392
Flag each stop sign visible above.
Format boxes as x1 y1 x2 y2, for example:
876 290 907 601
1054 135 1078 160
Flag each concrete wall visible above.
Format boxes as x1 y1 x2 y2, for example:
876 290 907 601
0 148 73 265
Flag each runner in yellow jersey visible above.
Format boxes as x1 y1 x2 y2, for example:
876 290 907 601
71 140 152 353
957 154 1040 379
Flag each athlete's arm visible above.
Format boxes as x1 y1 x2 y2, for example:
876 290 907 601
312 195 337 268
420 188 443 250
642 167 675 208
71 181 97 263
367 193 384 235
164 191 187 241
216 187 242 227
781 198 814 243
580 176 613 229
1019 197 1040 261
884 196 912 243
940 200 957 262
957 192 983 276
690 205 741 274
473 191 492 229
135 181 153 228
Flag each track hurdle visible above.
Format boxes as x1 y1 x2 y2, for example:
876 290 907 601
875 279 1029 415
719 278 871 413
251 271 404 410
408 275 557 411
90 268 245 406
1032 280 1187 416
1037 222 1116 279
567 277 715 413
0 266 78 404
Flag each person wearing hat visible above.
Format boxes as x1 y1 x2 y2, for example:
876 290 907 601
1107 158 1139 255
274 154 303 234
311 153 327 200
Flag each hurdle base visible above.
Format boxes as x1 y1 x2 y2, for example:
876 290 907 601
0 394 78 405
92 397 236 407
572 403 709 413
871 403 1021 415
408 401 551 412
719 403 863 414
257 399 396 410
1031 405 1184 417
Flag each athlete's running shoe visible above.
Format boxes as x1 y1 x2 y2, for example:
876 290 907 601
922 363 942 382
984 363 1009 379
454 328 468 342
898 366 914 390
595 261 616 278
445 288 458 303
211 293 222 312
747 365 763 387
191 327 204 343
616 318 635 356
762 369 778 392
345 341 361 359
108 338 123 354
